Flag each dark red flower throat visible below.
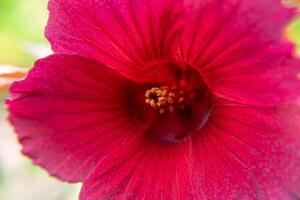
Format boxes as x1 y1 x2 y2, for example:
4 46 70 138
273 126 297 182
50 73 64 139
133 61 213 144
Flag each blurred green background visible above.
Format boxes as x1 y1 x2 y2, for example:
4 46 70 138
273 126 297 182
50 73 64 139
0 0 299 200
0 0 81 200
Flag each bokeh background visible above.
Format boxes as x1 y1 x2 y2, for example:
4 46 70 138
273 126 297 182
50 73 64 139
0 0 299 200
0 0 81 199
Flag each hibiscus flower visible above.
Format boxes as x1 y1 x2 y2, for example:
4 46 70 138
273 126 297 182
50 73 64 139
6 0 300 199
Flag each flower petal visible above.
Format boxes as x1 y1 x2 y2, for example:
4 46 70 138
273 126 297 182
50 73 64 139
79 98 300 200
179 0 298 106
180 0 296 65
80 138 196 200
203 45 300 106
46 0 187 79
196 99 300 199
7 54 148 182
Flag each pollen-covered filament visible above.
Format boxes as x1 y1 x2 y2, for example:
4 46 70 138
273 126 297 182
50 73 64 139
145 86 186 114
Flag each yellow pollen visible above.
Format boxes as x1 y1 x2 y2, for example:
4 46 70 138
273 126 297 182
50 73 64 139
145 86 185 114
169 93 175 98
178 97 185 103
168 98 174 104
159 109 165 114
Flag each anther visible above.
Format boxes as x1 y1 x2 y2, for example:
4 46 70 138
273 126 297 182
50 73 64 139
159 109 165 114
178 97 184 103
145 86 187 114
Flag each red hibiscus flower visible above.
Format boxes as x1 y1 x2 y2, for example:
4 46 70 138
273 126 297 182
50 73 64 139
6 0 300 199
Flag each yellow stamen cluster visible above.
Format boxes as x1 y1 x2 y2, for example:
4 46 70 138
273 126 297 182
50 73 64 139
145 86 185 114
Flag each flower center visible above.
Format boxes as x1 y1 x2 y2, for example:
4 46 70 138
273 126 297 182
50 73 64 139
145 86 186 114
138 61 213 143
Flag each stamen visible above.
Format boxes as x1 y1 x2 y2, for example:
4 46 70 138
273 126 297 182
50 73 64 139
159 109 165 114
178 97 184 103
144 86 186 114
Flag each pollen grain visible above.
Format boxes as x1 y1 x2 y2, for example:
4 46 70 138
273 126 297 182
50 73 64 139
145 86 185 114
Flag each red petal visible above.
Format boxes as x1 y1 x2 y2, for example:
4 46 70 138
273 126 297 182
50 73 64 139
180 0 296 64
193 98 300 199
203 45 300 106
80 138 195 200
79 98 300 199
179 0 299 106
46 0 187 79
7 54 148 182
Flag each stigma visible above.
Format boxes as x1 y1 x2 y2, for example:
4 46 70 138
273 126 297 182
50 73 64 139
145 86 186 114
